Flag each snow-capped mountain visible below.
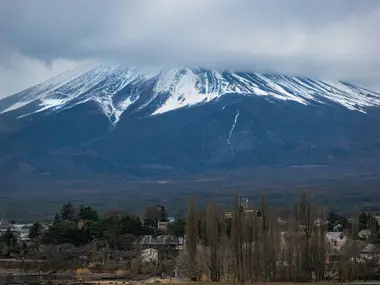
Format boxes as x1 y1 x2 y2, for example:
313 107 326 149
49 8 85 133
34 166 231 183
1 64 380 125
1 65 380 188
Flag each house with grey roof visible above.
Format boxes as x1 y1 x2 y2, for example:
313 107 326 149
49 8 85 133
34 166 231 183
358 229 372 240
326 232 347 251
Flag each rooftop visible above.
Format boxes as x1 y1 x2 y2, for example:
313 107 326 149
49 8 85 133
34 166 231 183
139 235 184 245
326 232 345 240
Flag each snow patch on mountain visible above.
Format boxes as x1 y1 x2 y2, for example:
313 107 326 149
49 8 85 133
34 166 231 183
227 111 240 145
151 68 221 115
1 64 380 124
1 101 33 114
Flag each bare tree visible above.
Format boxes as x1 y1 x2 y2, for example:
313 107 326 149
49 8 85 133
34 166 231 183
296 191 313 281
310 206 327 281
218 207 235 282
231 194 246 284
260 194 271 281
244 211 254 282
185 196 198 281
205 202 220 281
252 206 262 281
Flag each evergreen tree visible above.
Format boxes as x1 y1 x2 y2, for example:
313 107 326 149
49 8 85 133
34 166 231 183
29 222 43 251
327 211 348 231
78 205 99 222
167 218 185 237
60 201 76 221
29 222 43 240
53 213 60 224
2 228 17 248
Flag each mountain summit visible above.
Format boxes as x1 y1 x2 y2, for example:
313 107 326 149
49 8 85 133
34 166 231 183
0 65 380 187
1 64 380 125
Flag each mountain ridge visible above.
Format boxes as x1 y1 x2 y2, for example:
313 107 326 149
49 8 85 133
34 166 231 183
1 65 380 125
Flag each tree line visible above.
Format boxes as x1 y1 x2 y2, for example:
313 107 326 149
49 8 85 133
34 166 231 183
0 202 185 272
0 194 379 281
180 192 380 283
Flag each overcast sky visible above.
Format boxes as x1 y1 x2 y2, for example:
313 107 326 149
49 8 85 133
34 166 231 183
1 0 380 98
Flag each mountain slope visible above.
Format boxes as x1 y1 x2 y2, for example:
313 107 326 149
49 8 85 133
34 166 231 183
0 65 380 190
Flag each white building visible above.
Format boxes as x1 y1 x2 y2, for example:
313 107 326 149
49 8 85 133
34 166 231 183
326 232 347 251
141 248 158 263
358 229 372 240
0 220 13 233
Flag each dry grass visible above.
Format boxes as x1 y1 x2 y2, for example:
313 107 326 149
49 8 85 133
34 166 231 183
80 283 345 285
159 282 350 285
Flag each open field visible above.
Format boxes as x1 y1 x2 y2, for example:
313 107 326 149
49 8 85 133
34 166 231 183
1 162 380 220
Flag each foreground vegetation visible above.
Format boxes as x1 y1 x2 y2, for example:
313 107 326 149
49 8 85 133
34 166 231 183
0 192 380 283
180 194 380 283
0 202 184 275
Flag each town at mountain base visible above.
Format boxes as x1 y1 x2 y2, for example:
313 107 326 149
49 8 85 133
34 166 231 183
0 193 380 283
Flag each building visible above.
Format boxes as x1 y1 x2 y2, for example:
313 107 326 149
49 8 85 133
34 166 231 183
139 235 184 250
358 229 372 240
12 223 34 242
360 244 380 260
141 248 159 263
139 235 184 261
167 217 176 223
157 221 169 231
326 232 347 251
225 208 260 219
0 220 13 233
224 197 260 218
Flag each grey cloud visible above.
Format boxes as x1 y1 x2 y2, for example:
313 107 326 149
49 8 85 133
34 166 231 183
1 0 380 97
